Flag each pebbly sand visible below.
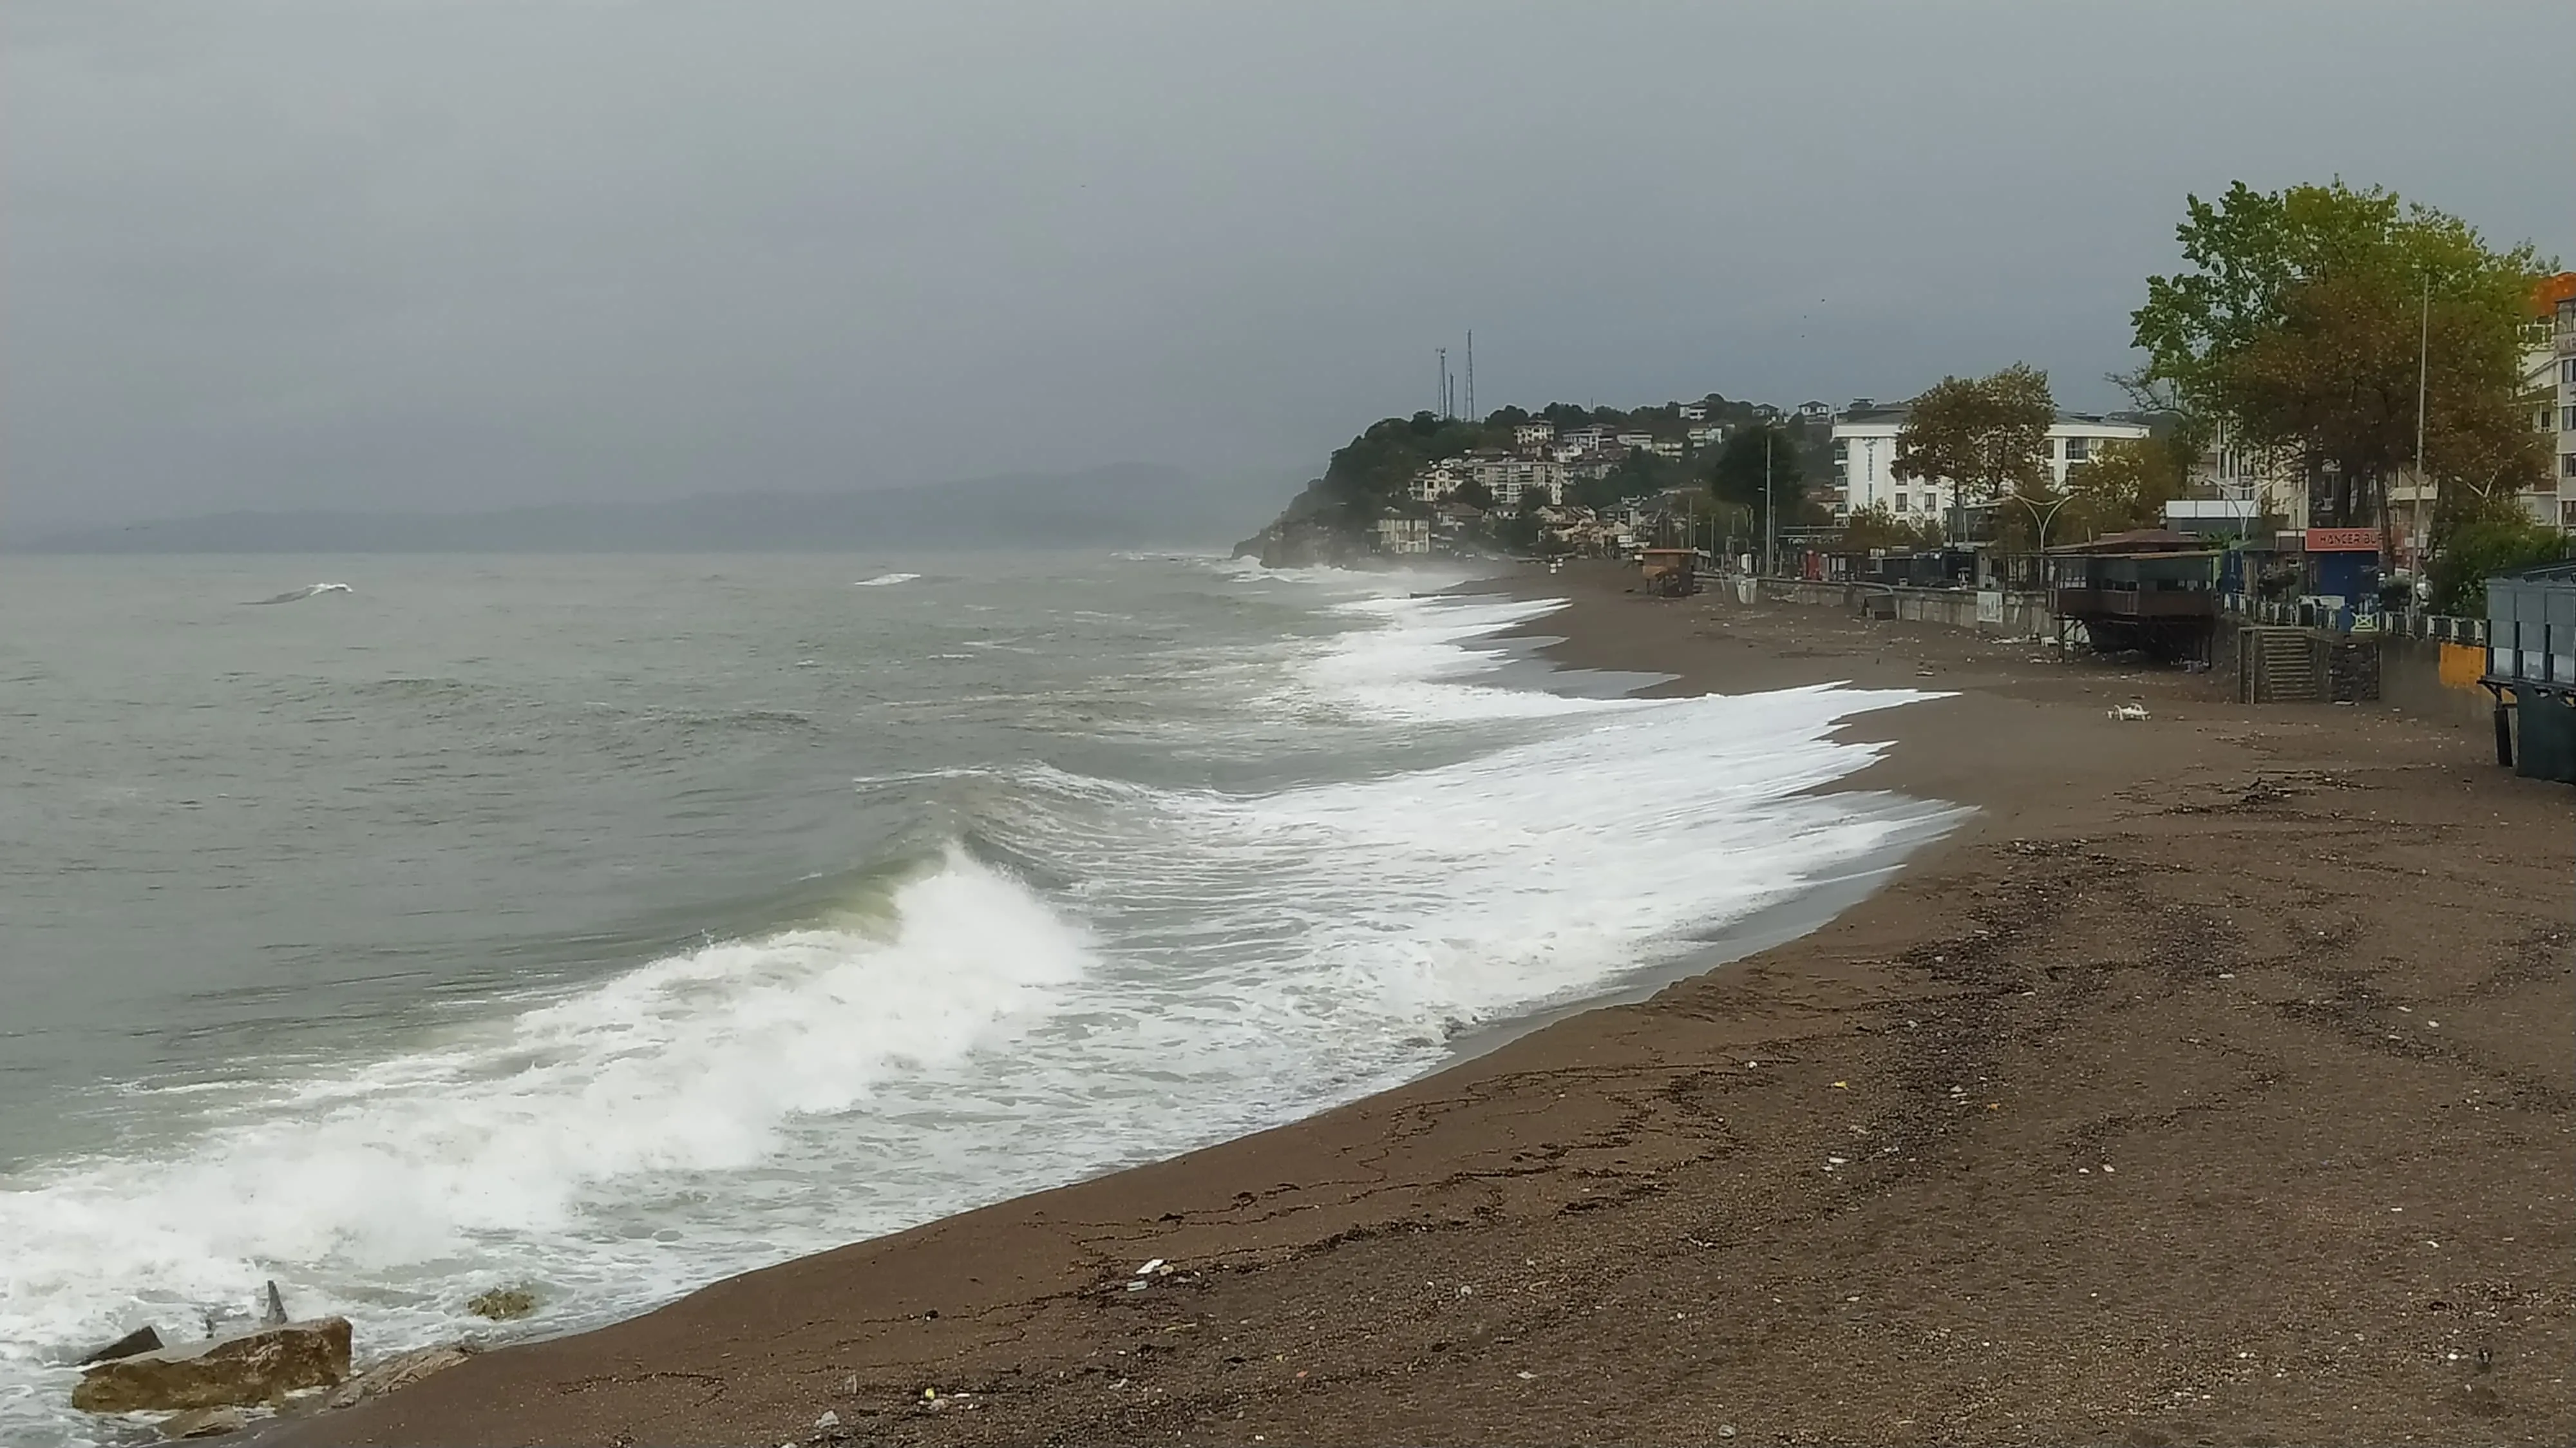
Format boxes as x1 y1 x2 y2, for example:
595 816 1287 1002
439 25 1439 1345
266 559 2573 1447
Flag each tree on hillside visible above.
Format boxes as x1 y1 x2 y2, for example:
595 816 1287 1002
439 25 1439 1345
2129 180 2552 533
1483 405 1531 426
1316 414 1502 522
1891 364 2056 540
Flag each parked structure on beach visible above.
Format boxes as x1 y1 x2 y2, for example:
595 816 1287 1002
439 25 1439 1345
2043 529 2221 661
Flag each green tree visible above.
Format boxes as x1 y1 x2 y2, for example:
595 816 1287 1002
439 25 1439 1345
1891 364 2056 537
1490 490 1546 553
2128 179 2553 530
1709 421 1805 512
2061 437 2188 540
2427 515 2568 615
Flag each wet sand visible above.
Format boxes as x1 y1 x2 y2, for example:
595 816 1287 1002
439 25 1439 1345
272 560 2573 1447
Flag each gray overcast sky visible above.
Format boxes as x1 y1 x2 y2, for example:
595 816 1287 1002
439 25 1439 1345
7 1 2571 532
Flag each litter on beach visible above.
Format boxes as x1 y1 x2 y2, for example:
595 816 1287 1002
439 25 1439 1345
2108 703 2150 721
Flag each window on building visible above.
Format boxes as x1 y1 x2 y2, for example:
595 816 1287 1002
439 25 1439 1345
1894 493 1909 512
2564 453 2576 479
2063 437 2089 462
2563 357 2576 385
2563 405 2576 432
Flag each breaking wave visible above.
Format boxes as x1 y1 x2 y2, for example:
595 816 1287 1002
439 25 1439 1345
0 569 1948 1445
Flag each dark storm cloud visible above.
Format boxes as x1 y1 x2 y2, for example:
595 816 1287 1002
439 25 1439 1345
6 0 2570 531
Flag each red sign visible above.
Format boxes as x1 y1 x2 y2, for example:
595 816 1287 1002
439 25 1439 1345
2304 527 2379 553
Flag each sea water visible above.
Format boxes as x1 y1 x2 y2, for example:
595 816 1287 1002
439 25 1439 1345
0 551 1945 1444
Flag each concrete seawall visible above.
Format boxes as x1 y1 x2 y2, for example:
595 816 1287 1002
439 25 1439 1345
2378 634 2497 729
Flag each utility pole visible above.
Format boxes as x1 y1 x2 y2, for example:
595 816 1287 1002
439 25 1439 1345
2409 271 2430 572
1763 426 1776 578
1436 348 1448 419
1465 330 1475 423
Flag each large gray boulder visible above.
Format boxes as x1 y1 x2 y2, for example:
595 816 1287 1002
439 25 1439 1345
71 1318 351 1413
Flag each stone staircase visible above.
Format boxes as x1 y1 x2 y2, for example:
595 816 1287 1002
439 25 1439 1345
2240 626 2321 703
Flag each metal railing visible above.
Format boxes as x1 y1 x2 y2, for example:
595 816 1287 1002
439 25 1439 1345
2223 594 2488 644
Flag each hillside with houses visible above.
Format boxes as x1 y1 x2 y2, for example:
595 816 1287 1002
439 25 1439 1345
1235 394 1837 567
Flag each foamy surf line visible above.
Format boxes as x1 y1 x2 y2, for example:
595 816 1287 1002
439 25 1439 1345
0 566 1950 1447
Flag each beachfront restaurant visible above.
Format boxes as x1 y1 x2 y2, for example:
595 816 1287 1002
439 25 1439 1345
2044 529 2220 661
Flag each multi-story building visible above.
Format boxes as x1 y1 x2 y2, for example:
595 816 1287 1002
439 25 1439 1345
1407 459 1464 503
1686 423 1728 448
2167 418 2306 542
1374 517 1431 554
1830 404 2151 522
1471 455 1568 508
1513 421 1555 451
2534 273 2576 531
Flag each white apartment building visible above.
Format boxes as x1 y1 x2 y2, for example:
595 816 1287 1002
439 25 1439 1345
1375 517 1431 554
1513 421 1555 450
1830 405 2151 520
1409 455 1567 508
1408 460 1464 503
1472 455 1568 508
1687 423 1728 448
2535 284 2576 530
1680 401 1710 423
1613 430 1657 451
1560 424 1613 453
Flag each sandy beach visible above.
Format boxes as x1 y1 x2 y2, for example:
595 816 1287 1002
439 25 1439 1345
270 560 2573 1447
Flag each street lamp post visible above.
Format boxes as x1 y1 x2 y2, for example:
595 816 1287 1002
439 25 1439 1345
2000 492 2077 591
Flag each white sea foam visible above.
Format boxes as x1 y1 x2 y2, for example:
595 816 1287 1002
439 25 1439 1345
245 582 353 605
853 572 922 587
0 573 1947 1447
0 855 1088 1441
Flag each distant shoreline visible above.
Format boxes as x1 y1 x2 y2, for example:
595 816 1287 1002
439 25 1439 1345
9 464 1296 555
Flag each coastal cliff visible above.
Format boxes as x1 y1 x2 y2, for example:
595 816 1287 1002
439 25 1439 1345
1231 477 1372 567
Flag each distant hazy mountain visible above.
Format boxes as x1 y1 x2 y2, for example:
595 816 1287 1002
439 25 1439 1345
19 464 1296 553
